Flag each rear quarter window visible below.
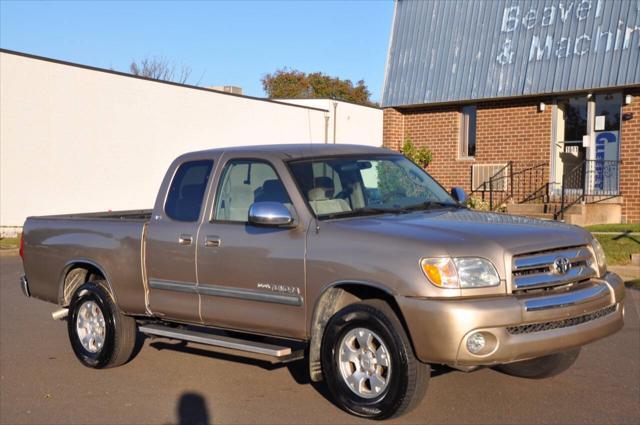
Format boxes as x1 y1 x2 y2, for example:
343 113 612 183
165 160 213 222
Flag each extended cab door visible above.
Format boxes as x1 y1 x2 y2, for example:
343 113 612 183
146 158 215 322
196 157 307 338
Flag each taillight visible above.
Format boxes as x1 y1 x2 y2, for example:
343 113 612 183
19 233 24 259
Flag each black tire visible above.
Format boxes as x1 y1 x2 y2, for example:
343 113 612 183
67 281 137 369
494 348 581 379
321 299 430 420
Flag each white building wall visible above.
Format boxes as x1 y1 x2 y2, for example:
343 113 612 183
278 99 383 147
1 52 334 229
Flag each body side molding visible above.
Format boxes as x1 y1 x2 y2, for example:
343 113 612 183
148 278 303 306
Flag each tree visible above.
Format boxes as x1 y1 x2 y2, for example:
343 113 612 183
129 57 193 84
261 68 375 106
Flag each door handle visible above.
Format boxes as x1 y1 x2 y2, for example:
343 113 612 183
178 234 193 245
204 236 221 248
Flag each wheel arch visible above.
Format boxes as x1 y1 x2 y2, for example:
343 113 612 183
308 280 413 382
58 259 117 307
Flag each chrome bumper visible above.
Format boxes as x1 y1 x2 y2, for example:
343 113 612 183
20 275 30 297
398 271 625 366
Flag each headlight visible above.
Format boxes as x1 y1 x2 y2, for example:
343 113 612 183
420 257 501 288
590 238 607 276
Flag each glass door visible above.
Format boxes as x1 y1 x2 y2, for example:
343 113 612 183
591 93 622 195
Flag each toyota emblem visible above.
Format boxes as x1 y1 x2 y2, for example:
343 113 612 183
553 257 571 274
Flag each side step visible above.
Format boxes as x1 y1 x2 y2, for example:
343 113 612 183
139 323 304 364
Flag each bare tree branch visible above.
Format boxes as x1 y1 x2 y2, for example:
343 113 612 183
129 57 195 85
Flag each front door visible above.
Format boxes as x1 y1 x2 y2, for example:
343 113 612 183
556 96 588 191
196 158 306 338
146 159 214 322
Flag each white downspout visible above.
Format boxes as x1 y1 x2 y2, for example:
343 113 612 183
332 101 338 144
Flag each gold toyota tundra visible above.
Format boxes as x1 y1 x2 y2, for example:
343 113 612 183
20 144 625 419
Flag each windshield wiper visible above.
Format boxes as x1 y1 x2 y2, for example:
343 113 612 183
321 202 463 220
403 201 465 211
322 207 407 220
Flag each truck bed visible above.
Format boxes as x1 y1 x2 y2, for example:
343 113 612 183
22 211 150 314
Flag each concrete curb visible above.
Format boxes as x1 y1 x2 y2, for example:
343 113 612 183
0 249 19 256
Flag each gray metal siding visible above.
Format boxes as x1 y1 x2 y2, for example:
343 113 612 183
382 0 640 107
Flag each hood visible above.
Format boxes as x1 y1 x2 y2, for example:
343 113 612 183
330 209 592 259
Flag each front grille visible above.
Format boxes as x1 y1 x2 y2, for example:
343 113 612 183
512 246 596 293
506 304 617 335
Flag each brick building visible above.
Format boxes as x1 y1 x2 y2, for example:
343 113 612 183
382 0 639 224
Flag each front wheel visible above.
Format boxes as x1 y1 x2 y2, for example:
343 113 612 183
321 300 430 420
493 348 581 379
67 281 137 369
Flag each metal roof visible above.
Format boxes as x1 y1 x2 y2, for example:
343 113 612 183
382 0 640 107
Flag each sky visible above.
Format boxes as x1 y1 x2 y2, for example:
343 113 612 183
0 0 394 102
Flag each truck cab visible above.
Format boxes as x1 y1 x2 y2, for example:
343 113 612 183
146 148 309 337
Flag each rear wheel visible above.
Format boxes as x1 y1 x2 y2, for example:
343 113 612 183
321 300 430 420
494 348 581 379
67 281 137 368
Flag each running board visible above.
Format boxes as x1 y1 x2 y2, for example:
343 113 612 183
139 323 303 363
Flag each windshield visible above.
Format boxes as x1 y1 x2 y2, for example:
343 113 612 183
289 155 461 219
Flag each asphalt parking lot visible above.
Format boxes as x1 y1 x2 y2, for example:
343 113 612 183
1 253 639 425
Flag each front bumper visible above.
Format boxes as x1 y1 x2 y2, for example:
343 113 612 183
20 274 30 297
398 271 625 366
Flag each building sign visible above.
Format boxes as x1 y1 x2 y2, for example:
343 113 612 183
593 131 619 191
383 0 639 106
498 0 639 65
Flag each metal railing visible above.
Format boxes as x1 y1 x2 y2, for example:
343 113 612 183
555 159 621 220
469 162 549 210
469 160 621 217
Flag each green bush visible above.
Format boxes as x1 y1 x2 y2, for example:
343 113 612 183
401 139 432 169
464 196 490 211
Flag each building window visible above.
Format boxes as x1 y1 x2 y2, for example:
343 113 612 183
594 93 622 132
460 105 476 158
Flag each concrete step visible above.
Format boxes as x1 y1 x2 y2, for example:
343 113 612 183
509 202 584 217
506 203 546 214
507 195 623 226
509 212 555 220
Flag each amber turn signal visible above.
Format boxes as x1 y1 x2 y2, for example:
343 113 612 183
420 258 459 288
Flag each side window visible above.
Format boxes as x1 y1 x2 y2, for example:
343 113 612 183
214 160 292 222
165 160 213 222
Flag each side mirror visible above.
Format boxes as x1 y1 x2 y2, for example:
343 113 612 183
450 187 467 203
248 202 294 227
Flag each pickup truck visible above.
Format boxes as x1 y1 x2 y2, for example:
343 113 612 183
20 144 625 419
